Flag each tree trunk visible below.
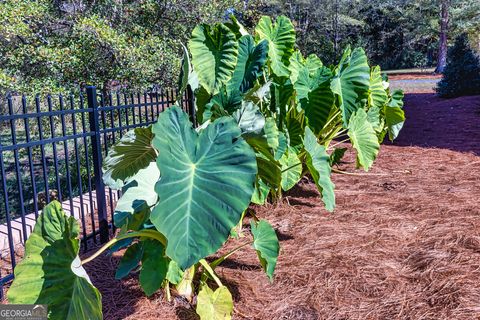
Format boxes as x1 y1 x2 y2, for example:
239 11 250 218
435 0 449 73
333 0 339 59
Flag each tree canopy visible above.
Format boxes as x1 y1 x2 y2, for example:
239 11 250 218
1 0 478 95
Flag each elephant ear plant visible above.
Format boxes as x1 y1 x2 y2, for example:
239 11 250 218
186 15 405 211
8 106 280 320
7 14 404 320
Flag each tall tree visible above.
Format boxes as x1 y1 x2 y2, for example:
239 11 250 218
435 0 450 73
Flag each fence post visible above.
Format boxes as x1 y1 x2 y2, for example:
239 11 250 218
186 85 196 127
86 86 109 244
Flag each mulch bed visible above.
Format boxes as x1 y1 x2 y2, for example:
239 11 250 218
5 88 478 319
81 92 480 319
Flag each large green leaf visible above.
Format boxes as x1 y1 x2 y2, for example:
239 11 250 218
304 127 335 212
115 242 143 280
256 156 282 189
264 117 280 150
166 260 184 285
279 148 302 191
139 239 169 296
367 105 384 134
228 35 268 94
103 127 156 189
151 107 257 270
251 220 280 281
189 23 238 95
288 50 304 84
114 162 159 230
388 89 404 108
285 115 304 151
232 101 265 135
305 54 323 74
385 89 405 141
8 201 102 320
330 47 370 126
251 179 270 205
347 108 380 171
196 285 233 320
368 66 388 109
295 66 334 133
255 15 295 77
385 105 405 141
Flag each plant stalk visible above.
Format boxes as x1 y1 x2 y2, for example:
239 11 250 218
81 229 167 265
199 259 223 287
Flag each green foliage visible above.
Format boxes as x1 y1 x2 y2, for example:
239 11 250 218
196 285 234 320
151 106 257 270
7 201 102 320
437 34 480 97
188 15 403 210
189 23 239 95
348 108 380 171
0 0 240 94
255 16 296 77
102 127 156 189
251 220 280 281
330 47 370 126
304 127 336 211
8 15 405 320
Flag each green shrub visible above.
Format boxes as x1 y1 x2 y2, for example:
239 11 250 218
437 34 480 98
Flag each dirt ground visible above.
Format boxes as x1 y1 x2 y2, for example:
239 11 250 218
80 86 480 320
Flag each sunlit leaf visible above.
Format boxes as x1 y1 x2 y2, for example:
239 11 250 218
103 127 156 189
304 128 335 211
251 220 280 281
189 23 238 95
8 201 102 320
151 106 257 269
196 285 233 320
255 16 295 77
348 108 380 171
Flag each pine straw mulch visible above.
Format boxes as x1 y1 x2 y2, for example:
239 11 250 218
80 93 480 319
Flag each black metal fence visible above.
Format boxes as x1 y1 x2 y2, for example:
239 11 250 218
0 86 194 296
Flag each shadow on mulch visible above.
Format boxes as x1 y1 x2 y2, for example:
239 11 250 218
388 93 480 155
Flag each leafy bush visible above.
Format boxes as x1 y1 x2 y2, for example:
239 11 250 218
437 34 480 98
7 15 404 320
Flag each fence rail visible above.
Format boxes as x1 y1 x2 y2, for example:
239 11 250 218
0 85 194 297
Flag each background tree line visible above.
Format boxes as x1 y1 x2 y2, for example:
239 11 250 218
0 0 478 95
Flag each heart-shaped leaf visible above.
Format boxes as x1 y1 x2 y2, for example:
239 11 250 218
228 35 268 94
304 127 335 212
115 242 143 280
139 239 169 296
196 285 233 320
385 105 405 141
7 201 102 320
151 106 257 270
330 47 370 126
279 148 302 191
189 23 238 95
114 162 159 230
255 15 295 77
251 220 280 281
295 66 334 133
103 127 156 189
348 108 380 171
368 66 388 109
232 101 265 135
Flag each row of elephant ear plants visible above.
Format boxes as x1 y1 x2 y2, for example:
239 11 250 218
7 14 404 320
